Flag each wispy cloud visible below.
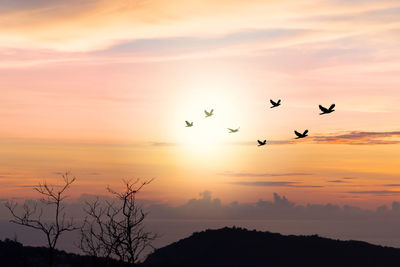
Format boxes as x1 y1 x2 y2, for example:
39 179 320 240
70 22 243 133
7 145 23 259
16 184 62 188
311 131 400 145
87 172 101 176
229 181 322 188
226 131 400 147
150 142 178 147
328 180 349 183
1 0 399 52
225 140 295 146
347 190 400 195
220 171 313 177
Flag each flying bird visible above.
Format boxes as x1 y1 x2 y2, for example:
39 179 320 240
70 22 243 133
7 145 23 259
319 104 335 115
204 109 214 117
257 140 267 146
185 121 193 127
270 99 281 108
294 129 308 139
228 127 240 133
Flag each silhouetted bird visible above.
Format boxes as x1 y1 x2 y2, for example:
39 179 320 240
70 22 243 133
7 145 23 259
228 127 240 133
319 104 335 115
294 129 308 139
185 121 193 127
257 140 267 146
270 99 281 108
204 109 214 117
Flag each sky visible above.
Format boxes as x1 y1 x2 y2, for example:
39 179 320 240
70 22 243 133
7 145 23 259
1 0 400 212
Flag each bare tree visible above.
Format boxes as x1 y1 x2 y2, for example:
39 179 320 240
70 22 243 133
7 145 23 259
5 172 78 267
78 178 157 266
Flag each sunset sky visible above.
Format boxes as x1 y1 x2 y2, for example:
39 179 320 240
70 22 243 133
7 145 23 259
1 0 400 209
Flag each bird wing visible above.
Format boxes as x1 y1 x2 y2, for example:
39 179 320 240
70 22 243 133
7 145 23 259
270 99 277 106
228 128 233 131
319 105 328 113
204 110 210 116
294 130 302 137
210 109 214 114
257 140 263 145
185 121 190 126
277 99 281 104
303 129 309 135
329 104 335 111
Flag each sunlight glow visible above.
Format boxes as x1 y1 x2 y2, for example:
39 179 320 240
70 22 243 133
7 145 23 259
172 74 246 163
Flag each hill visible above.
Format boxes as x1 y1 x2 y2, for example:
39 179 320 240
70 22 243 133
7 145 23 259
0 238 126 267
144 227 400 267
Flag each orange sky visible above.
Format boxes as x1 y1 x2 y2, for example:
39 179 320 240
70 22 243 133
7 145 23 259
1 0 400 209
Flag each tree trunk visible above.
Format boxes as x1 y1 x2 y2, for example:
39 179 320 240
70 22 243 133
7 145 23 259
48 248 54 267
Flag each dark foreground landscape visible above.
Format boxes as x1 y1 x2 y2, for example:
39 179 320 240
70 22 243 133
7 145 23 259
2 227 400 267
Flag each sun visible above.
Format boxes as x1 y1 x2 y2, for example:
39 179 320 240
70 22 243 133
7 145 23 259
172 79 246 161
180 110 228 155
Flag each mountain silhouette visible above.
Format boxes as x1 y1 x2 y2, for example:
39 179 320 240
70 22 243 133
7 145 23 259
144 227 400 267
0 238 128 267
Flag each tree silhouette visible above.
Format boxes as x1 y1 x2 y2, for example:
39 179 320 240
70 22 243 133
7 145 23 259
78 178 157 266
5 172 78 267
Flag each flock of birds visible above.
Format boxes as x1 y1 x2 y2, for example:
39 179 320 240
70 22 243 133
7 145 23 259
185 100 335 146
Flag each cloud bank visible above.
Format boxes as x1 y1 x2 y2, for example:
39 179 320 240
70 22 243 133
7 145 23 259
146 191 400 220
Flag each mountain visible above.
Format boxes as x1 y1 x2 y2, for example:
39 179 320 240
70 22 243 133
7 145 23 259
144 227 400 267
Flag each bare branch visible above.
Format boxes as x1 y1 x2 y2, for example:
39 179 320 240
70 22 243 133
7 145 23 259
5 172 77 267
79 178 156 265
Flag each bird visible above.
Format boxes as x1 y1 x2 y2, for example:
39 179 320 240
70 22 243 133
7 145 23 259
319 104 335 115
204 109 214 117
294 129 308 139
270 99 281 108
257 140 267 146
228 127 240 133
185 121 193 127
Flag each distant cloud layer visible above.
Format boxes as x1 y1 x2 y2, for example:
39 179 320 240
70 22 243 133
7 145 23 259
3 190 400 221
145 191 400 221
